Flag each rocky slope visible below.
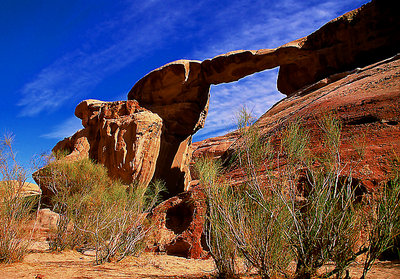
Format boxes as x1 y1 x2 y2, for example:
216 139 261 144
193 55 400 190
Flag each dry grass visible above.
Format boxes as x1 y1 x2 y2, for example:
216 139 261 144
0 134 39 263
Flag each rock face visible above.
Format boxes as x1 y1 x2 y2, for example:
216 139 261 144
128 60 209 197
190 132 238 180
39 100 162 187
35 0 399 259
0 180 41 198
38 0 398 197
194 55 400 190
277 0 400 95
126 0 398 195
146 185 208 259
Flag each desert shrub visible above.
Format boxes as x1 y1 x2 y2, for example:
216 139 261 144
228 108 293 279
196 108 293 279
197 110 371 279
41 156 163 264
196 157 238 279
0 134 39 263
361 169 400 279
280 116 362 279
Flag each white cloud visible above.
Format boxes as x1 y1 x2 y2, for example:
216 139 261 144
192 0 367 141
193 69 284 141
21 0 368 142
41 117 82 139
192 0 366 60
18 0 194 116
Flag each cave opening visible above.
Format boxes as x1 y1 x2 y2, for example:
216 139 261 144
165 201 194 235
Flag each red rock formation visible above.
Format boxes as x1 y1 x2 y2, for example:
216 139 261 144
190 132 238 180
127 0 399 195
128 60 209 197
277 0 400 95
35 100 162 189
194 55 400 190
147 185 208 259
35 0 399 258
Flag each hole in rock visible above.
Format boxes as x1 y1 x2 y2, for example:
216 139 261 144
297 170 366 203
347 115 380 125
165 238 191 258
386 120 398 126
166 202 194 234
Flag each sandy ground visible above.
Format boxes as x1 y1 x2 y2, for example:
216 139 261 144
0 251 216 279
1 250 400 279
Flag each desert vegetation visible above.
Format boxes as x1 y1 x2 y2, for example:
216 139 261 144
195 109 400 279
34 154 164 264
1 136 164 265
1 110 399 279
0 134 39 263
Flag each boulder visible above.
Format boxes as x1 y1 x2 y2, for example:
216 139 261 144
0 180 41 198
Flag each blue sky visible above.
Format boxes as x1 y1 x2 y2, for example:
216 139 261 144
0 0 368 179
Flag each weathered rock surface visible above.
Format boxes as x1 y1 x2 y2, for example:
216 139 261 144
126 0 398 195
35 100 162 191
0 180 41 198
190 132 238 180
194 55 400 190
147 185 208 259
34 0 399 259
128 60 209 197
277 0 400 95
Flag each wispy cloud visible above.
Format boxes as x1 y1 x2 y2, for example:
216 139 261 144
41 117 82 139
192 0 367 141
193 0 367 59
18 0 196 117
20 0 368 142
194 69 284 141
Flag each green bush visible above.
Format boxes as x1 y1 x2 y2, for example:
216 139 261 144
41 156 163 264
281 116 361 279
196 110 397 279
196 157 237 279
361 169 400 279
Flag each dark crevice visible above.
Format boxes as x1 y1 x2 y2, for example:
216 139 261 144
165 238 191 258
165 202 194 234
200 232 210 252
385 120 398 126
347 115 380 125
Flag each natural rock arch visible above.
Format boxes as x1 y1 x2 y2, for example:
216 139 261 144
35 0 399 200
